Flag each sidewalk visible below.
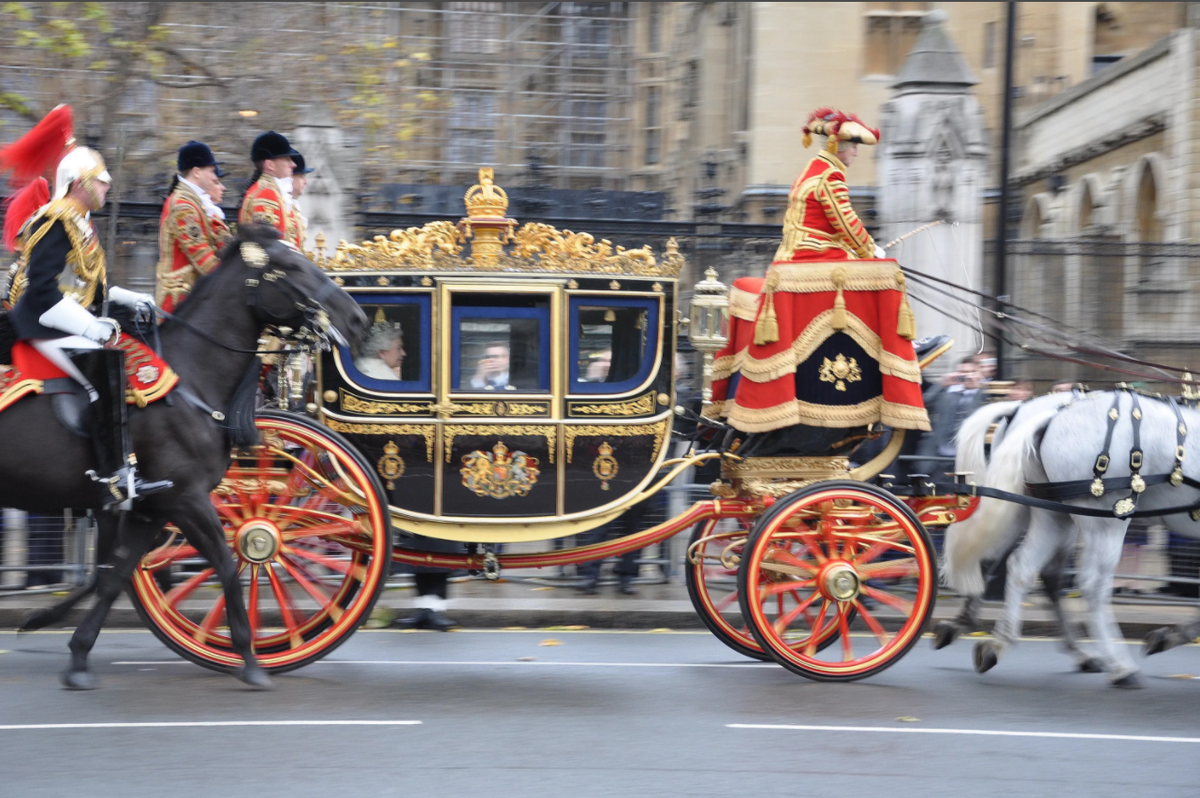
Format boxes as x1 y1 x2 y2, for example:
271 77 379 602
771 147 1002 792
1 575 1195 639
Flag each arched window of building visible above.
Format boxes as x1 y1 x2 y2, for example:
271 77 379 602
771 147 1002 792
1135 161 1162 281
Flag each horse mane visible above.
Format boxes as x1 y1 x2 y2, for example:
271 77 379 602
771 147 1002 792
162 224 284 447
170 224 283 320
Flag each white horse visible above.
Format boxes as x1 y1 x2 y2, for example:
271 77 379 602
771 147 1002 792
942 390 1200 687
936 393 1104 673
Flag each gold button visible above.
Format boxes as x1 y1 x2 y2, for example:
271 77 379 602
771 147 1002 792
323 390 338 404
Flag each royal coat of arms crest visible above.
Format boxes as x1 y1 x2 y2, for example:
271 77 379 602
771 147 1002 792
461 441 540 499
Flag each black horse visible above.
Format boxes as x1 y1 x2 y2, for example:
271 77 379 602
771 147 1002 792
0 225 367 690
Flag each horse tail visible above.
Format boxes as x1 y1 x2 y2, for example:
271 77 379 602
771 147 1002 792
943 403 1058 596
954 399 1023 480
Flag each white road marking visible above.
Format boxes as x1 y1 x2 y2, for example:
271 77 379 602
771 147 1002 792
727 724 1200 744
111 659 777 669
0 720 421 731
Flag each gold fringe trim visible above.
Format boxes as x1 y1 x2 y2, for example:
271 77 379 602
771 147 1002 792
712 353 739 382
728 284 761 322
727 397 930 433
768 261 902 294
895 271 917 340
736 310 921 385
754 271 780 345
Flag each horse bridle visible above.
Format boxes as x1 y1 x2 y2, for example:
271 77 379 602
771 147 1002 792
154 240 345 354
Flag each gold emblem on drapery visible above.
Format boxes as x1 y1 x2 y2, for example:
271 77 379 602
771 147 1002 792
819 353 861 392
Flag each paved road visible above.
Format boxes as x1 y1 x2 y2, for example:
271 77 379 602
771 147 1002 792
1 628 1198 797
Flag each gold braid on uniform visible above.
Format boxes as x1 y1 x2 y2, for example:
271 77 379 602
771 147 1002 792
9 198 106 308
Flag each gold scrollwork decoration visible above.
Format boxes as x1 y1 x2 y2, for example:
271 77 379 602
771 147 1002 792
443 424 557 464
500 402 548 417
306 171 684 278
564 419 669 464
569 393 655 417
323 419 436 462
592 441 619 490
377 441 406 490
341 393 430 415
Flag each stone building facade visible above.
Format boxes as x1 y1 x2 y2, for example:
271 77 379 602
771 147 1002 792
1009 29 1199 384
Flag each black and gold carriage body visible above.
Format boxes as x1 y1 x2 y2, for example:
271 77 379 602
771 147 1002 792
312 169 684 542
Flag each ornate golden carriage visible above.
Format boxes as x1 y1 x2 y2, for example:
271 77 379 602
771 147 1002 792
131 168 964 683
309 168 683 542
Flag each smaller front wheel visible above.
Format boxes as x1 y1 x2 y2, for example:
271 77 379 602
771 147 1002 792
738 481 936 682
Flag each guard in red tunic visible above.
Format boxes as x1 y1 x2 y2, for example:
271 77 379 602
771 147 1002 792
239 131 299 244
288 152 314 251
709 109 929 442
156 141 230 312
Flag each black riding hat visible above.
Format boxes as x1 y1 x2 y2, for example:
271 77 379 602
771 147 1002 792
250 131 300 163
177 140 225 177
293 152 314 174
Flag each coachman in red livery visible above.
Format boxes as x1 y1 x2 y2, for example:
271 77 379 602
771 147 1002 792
708 108 929 452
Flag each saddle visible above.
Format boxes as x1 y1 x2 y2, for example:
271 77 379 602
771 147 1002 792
0 311 178 434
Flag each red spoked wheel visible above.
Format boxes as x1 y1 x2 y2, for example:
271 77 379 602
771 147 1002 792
686 519 845 661
130 410 392 674
737 480 936 682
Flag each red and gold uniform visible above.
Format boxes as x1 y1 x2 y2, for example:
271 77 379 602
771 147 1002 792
239 174 298 244
156 181 230 312
288 202 306 250
774 149 875 262
709 108 929 434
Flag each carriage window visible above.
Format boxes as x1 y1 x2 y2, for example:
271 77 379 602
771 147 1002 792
342 298 431 391
570 297 660 394
451 301 550 392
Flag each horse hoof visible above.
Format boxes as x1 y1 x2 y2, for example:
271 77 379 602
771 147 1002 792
1077 657 1104 674
236 665 274 691
60 669 97 691
1111 671 1143 689
973 641 999 674
18 608 54 633
932 621 960 650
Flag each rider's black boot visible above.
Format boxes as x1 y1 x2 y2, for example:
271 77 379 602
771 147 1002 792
68 349 173 509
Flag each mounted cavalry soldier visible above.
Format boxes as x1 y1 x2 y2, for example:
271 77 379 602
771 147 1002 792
156 140 230 312
239 130 300 246
708 108 929 454
0 105 172 508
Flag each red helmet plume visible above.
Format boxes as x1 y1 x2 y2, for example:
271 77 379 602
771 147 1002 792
0 104 74 184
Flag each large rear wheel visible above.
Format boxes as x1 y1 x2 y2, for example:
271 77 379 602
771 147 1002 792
130 410 393 674
738 481 936 682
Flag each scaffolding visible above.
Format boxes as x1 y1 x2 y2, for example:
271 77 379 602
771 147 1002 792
0 2 639 196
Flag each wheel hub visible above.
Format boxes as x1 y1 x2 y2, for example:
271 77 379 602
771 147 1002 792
820 561 860 602
236 520 281 564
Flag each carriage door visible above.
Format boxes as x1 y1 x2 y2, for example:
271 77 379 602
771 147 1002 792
436 283 561 519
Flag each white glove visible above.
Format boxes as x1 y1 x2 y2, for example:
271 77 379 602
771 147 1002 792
108 285 156 309
874 245 887 259
39 296 117 343
83 317 120 344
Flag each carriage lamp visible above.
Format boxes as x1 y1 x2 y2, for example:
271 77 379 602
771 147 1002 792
686 266 730 407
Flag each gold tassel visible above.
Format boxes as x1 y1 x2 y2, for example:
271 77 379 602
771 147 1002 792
802 131 812 149
895 271 917 341
831 267 847 331
826 135 839 155
754 271 780 345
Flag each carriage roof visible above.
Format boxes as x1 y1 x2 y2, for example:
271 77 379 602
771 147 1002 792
308 169 682 543
309 168 685 282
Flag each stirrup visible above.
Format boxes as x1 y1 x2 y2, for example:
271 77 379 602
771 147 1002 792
86 466 173 510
